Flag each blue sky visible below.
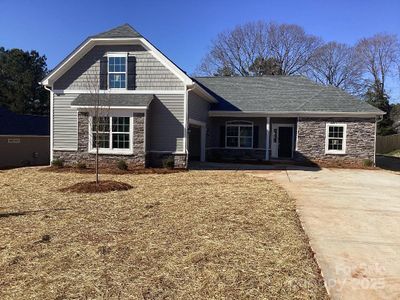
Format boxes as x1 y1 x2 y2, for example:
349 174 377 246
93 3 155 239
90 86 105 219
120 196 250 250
1 0 399 102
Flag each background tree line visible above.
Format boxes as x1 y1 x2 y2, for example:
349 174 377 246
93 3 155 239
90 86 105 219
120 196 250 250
0 47 49 115
197 21 400 135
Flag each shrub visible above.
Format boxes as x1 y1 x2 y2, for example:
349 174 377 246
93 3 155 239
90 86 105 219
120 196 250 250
117 159 128 170
51 158 64 168
162 157 174 169
76 162 87 169
362 159 373 167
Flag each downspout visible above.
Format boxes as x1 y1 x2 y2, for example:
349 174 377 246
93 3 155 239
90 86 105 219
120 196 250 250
43 84 53 164
374 115 384 166
185 84 195 168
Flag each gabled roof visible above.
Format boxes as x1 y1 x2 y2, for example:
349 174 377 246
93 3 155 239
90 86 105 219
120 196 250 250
0 107 49 136
194 76 384 115
71 94 153 107
41 24 195 87
90 23 142 39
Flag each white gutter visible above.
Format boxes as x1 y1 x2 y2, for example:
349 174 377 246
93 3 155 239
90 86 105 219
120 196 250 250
184 85 196 167
209 111 385 117
42 84 53 164
374 115 384 166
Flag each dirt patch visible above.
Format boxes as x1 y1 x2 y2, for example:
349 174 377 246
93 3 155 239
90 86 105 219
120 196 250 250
0 168 328 299
40 166 185 175
60 180 133 193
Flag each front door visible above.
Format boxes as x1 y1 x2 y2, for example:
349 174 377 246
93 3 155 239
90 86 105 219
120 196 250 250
278 127 293 158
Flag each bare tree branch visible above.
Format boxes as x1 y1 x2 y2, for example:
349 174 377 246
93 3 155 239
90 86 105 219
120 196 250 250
267 22 322 75
196 21 269 76
308 42 364 94
356 33 399 95
196 21 321 77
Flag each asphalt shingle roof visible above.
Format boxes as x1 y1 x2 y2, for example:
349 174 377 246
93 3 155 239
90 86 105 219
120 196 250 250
90 24 142 39
71 94 154 107
0 107 49 135
194 76 383 114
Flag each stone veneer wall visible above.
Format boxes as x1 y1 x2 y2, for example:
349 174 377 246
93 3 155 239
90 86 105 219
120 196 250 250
53 112 146 168
206 148 265 162
146 152 187 169
295 117 376 166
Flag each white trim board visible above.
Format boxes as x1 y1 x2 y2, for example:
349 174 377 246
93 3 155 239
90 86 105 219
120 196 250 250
209 111 384 117
271 123 295 159
53 89 186 95
88 114 134 155
72 105 148 112
188 118 207 162
325 123 347 155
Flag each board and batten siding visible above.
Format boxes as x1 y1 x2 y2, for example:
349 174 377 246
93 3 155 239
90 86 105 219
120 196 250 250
53 45 184 91
53 94 78 150
188 91 210 123
148 94 185 152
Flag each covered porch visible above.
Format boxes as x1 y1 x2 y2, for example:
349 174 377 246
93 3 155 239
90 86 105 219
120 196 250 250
205 116 298 162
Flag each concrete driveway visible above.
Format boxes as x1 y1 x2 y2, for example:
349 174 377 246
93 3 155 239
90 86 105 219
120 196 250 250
252 168 400 299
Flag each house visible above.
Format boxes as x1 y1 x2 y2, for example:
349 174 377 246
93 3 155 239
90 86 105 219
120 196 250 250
40 24 384 169
0 107 50 168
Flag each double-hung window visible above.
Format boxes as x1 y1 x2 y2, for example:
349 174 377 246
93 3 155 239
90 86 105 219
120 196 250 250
108 54 127 89
90 116 132 154
325 123 347 154
226 121 253 148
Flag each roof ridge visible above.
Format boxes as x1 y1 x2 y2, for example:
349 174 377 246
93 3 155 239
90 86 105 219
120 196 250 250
90 23 142 39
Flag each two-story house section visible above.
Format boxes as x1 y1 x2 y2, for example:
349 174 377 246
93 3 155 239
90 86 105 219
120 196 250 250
41 24 383 169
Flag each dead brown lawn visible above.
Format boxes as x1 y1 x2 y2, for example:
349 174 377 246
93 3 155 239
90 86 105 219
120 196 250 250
0 167 327 299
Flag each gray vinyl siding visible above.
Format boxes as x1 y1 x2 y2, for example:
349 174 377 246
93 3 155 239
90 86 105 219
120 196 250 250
53 45 184 91
53 94 78 150
148 94 185 152
188 91 209 123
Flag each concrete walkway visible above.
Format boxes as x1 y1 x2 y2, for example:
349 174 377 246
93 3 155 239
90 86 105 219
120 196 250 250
252 168 400 299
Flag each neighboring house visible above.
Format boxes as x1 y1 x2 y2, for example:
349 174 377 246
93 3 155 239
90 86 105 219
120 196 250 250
40 24 384 169
0 107 50 168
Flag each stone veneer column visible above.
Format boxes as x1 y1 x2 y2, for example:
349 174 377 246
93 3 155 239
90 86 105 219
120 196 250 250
133 113 146 158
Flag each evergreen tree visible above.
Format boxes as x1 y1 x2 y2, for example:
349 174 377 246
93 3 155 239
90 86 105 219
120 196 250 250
365 81 396 135
0 47 49 115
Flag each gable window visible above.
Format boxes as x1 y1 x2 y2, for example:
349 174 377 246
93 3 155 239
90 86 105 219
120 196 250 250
108 54 127 89
325 123 347 154
90 115 132 154
226 121 253 148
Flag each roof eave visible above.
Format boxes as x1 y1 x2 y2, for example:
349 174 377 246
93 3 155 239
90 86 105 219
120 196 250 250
209 110 385 117
70 105 149 111
190 83 218 103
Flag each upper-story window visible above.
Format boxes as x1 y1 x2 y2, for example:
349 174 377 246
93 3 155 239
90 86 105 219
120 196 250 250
108 54 127 89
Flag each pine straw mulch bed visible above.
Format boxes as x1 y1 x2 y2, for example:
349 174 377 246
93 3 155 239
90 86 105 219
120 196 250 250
0 168 328 299
60 180 134 193
40 166 186 175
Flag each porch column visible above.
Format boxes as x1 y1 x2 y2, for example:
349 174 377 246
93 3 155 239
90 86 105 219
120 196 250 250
200 125 206 162
265 116 270 160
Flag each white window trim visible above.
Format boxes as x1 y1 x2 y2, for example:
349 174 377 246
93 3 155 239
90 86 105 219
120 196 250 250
88 114 133 155
225 120 254 149
107 52 128 91
325 123 347 155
